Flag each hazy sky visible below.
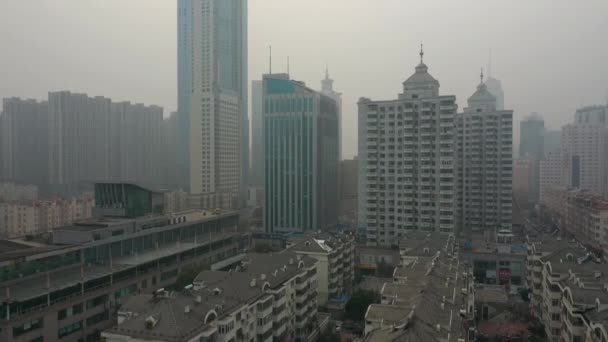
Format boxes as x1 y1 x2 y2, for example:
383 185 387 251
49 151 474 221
1 0 607 159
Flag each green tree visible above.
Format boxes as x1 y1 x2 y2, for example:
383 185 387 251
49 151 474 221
318 331 340 342
528 321 546 342
344 289 380 321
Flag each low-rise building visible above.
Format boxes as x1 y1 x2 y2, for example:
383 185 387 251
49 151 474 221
540 187 608 256
459 230 527 288
362 232 475 341
526 234 608 342
355 245 400 275
103 251 323 342
0 194 94 239
287 232 355 304
0 183 246 342
0 183 38 202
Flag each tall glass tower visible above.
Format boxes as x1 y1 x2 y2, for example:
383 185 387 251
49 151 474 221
263 74 339 233
178 0 247 208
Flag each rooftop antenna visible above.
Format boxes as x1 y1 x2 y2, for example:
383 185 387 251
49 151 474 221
480 68 484 84
269 45 272 74
420 43 424 64
325 63 329 79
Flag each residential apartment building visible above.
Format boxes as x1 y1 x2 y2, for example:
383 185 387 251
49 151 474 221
540 151 562 204
519 114 545 202
561 121 608 197
513 158 532 208
358 48 458 243
287 232 355 305
0 195 94 239
339 157 359 220
0 183 38 202
102 251 322 342
0 98 49 188
527 236 608 342
48 91 165 195
541 187 608 256
456 75 513 233
0 182 246 342
181 0 248 209
263 74 339 233
363 232 475 341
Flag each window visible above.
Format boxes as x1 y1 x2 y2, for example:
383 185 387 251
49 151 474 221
13 318 43 337
58 321 82 339
58 303 83 320
551 299 560 307
551 313 560 321
86 294 107 309
86 310 109 326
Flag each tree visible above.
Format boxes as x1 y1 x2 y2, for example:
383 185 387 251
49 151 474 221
344 289 380 321
528 321 547 342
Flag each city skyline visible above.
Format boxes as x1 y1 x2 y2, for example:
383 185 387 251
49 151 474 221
2 1 607 159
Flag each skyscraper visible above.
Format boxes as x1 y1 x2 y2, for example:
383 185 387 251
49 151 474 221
358 48 458 244
456 73 513 233
0 98 49 187
321 67 342 161
263 74 339 233
519 114 545 159
180 0 248 209
250 80 264 188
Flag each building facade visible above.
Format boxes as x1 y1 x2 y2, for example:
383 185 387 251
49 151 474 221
263 74 339 233
0 183 245 342
287 232 355 305
182 0 248 209
320 68 342 161
250 80 265 189
0 98 49 188
0 195 94 239
48 91 165 195
561 122 608 197
456 76 513 233
539 151 562 204
358 49 458 243
0 183 38 202
103 252 322 342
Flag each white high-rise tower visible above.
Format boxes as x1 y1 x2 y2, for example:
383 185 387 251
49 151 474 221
181 0 248 209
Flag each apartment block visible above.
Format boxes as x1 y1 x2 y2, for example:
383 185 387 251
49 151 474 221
358 49 458 243
102 251 324 342
0 183 246 342
0 195 94 239
0 183 38 202
0 98 49 187
540 151 562 204
456 75 513 233
287 232 355 305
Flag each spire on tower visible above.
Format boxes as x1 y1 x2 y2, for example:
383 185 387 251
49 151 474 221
287 56 290 75
419 43 424 64
480 67 484 84
325 63 329 79
269 45 272 74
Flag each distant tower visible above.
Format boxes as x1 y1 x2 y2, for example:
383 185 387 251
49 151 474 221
321 66 343 161
484 50 505 110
